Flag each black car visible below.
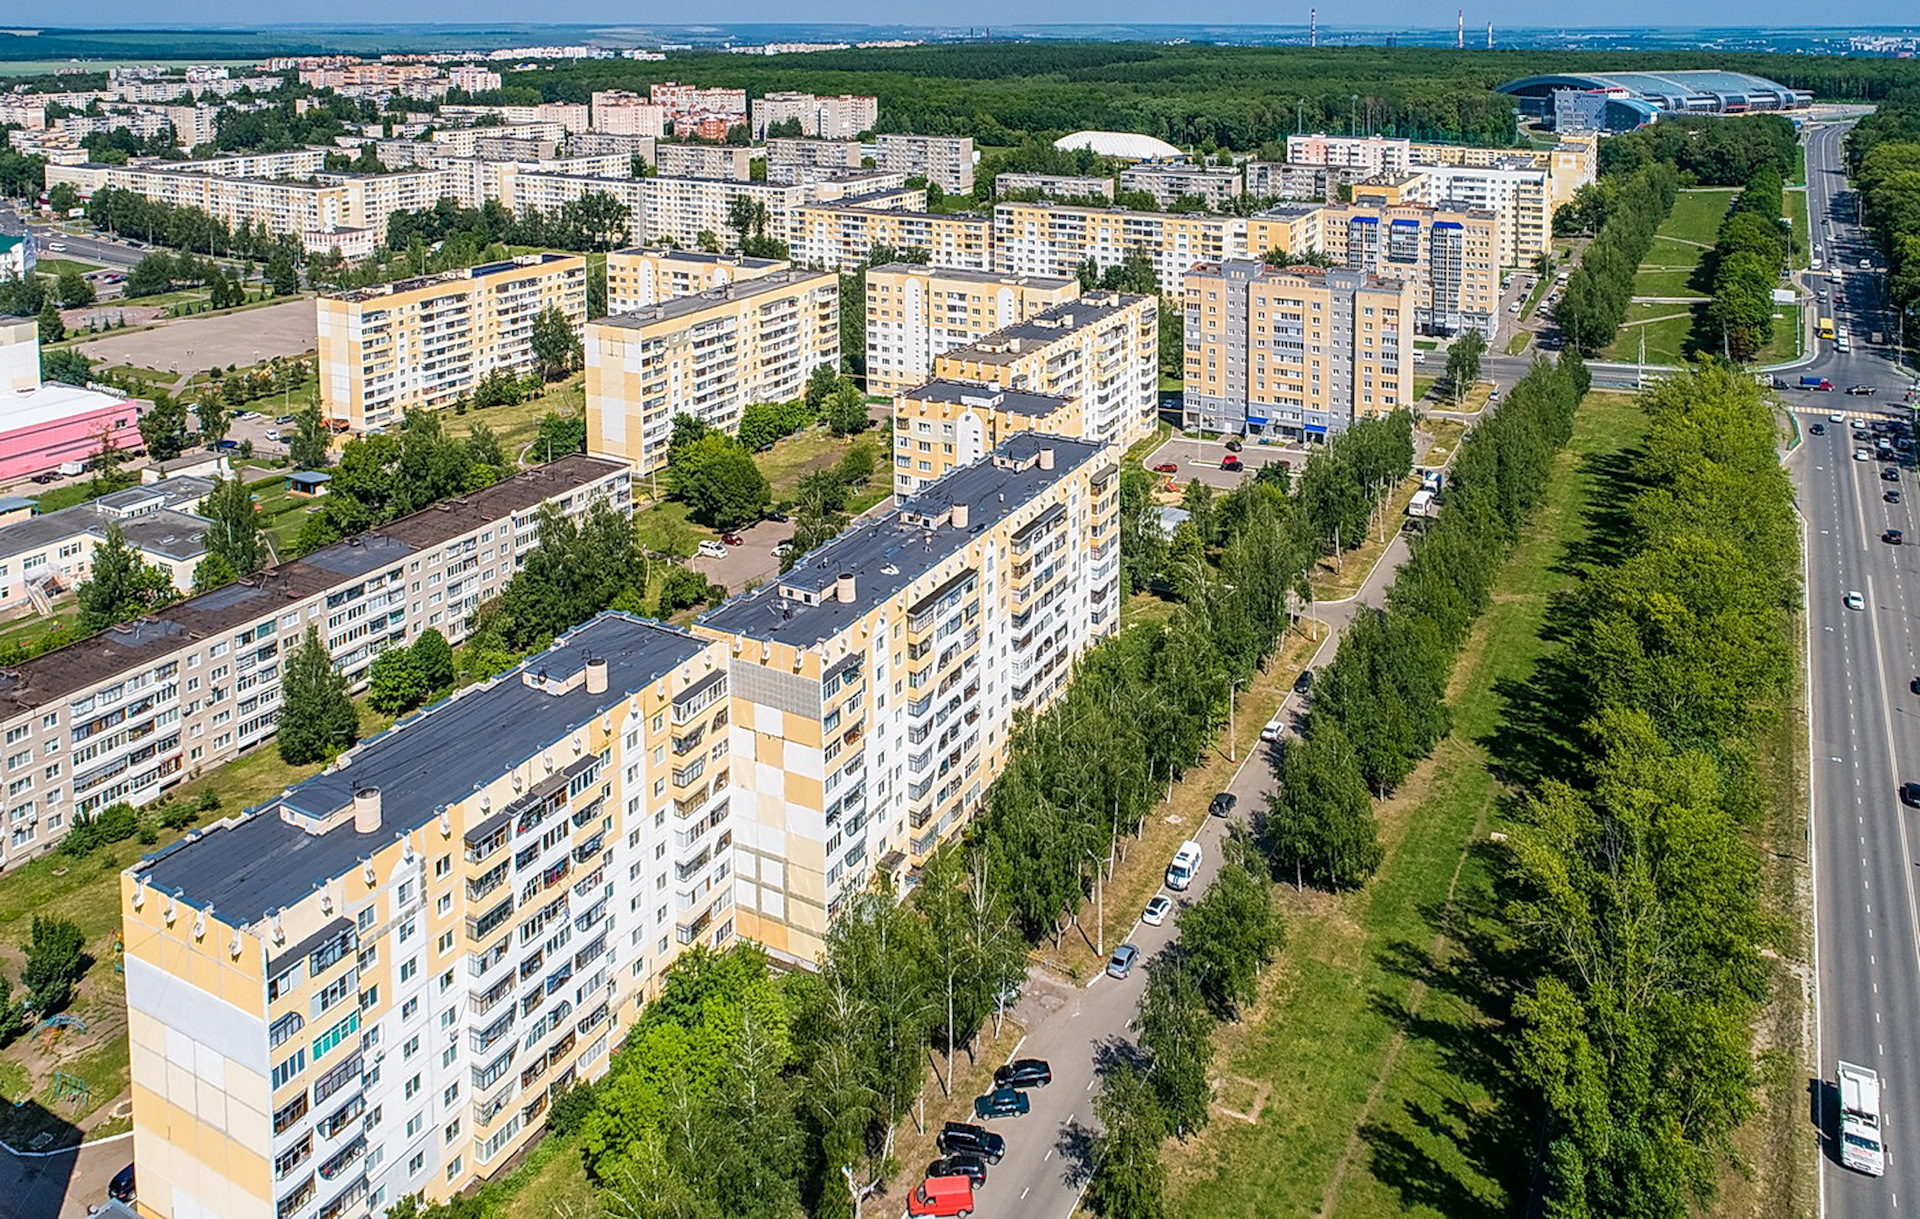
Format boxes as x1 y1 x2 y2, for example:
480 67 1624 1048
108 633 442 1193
1903 782 1920 809
1887 529 1905 545
1224 438 1244 452
1810 423 1827 435
1849 385 1878 396
1293 669 1314 695
1208 791 1236 818
973 1086 1030 1119
765 510 790 523
30 471 61 484
939 1121 1007 1163
994 1058 1054 1090
928 1153 989 1188
109 1164 135 1203
1888 490 1903 504
1885 468 1903 482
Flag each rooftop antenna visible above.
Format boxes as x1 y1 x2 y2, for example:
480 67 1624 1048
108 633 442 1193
1457 10 1464 49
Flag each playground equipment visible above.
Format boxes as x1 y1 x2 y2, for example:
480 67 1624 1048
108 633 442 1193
51 1070 89 1110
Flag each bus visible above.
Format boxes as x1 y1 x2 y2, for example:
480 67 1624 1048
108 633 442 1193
1820 317 1836 339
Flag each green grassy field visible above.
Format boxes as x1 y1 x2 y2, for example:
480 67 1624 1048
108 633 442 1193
33 257 107 279
1165 391 1648 1219
1631 265 1711 299
1604 302 1699 365
1788 188 1811 270
1662 188 1738 245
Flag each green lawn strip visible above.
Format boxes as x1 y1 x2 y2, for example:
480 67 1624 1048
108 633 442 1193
1631 267 1710 299
1661 189 1738 246
34 257 108 278
1788 189 1811 269
1166 393 1647 1219
1602 303 1701 366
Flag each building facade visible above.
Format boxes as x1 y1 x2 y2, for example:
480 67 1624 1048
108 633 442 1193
792 203 992 274
889 382 1082 494
652 144 755 182
1285 133 1412 178
585 270 840 476
765 138 865 185
994 173 1116 202
318 254 588 433
875 134 975 194
1116 163 1243 210
750 92 878 140
0 319 143 482
0 477 213 615
1315 199 1499 338
604 249 789 313
1405 161 1552 266
1181 260 1413 440
991 201 1247 300
863 263 1081 396
589 91 668 138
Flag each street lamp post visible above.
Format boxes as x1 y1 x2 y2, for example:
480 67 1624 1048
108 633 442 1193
1228 676 1246 762
1084 847 1104 957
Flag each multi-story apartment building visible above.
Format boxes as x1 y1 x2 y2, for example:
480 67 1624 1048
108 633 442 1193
1410 160 1552 266
695 431 1117 964
605 249 789 313
765 138 864 185
1245 202 1324 263
585 270 840 476
928 291 1158 455
1117 163 1243 210
566 131 657 163
994 173 1115 202
863 263 1081 395
652 143 754 182
0 455 631 868
875 134 975 195
429 123 569 158
992 201 1248 300
1316 199 1499 338
120 611 731 1215
318 254 588 433
0 477 213 614
750 92 878 140
1285 133 1413 178
1243 161 1359 202
792 202 992 274
448 64 502 92
649 83 748 124
1181 259 1412 440
890 381 1083 494
590 91 669 137
1409 136 1596 210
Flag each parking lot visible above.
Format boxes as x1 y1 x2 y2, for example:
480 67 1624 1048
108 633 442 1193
685 517 797 593
1143 433 1309 489
75 299 318 376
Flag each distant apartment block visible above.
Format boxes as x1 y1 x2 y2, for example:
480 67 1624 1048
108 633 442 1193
992 201 1247 300
1410 136 1597 209
1117 163 1243 210
652 143 755 182
1182 259 1412 440
792 201 992 274
566 131 658 162
318 254 588 433
876 134 975 194
1244 203 1324 264
0 476 213 614
1243 161 1358 202
448 64 503 92
585 269 840 475
928 291 1158 459
1316 199 1499 338
863 263 1081 396
0 454 631 868
890 382 1083 494
751 91 878 139
1286 133 1413 178
1408 160 1552 266
650 82 748 121
695 432 1119 964
994 173 1116 202
605 249 789 313
590 90 668 138
765 137 864 185
121 611 728 1213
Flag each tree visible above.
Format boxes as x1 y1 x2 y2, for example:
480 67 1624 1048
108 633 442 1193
89 417 126 489
289 401 332 469
36 297 63 344
411 628 454 693
804 363 842 413
530 304 582 380
367 645 428 714
1445 329 1487 402
822 379 869 437
535 410 587 461
277 626 358 765
76 524 175 633
199 475 264 577
1173 831 1283 1017
1265 719 1381 890
192 551 238 594
1084 1063 1170 1219
55 270 94 310
20 916 87 1016
668 434 771 529
40 346 92 387
138 392 190 462
1135 956 1215 1137
196 393 230 450
265 248 299 296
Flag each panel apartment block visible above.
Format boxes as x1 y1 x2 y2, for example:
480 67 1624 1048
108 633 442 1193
121 612 730 1216
585 270 840 476
318 254 588 433
792 203 992 274
1285 133 1413 178
1116 163 1244 210
994 173 1116 202
863 262 1081 396
1317 199 1499 339
605 249 789 313
1408 160 1552 267
765 138 864 185
751 93 877 140
589 91 668 138
992 201 1248 301
695 433 1118 965
1181 259 1413 440
652 143 755 182
875 134 975 195
890 382 1083 495
0 455 632 868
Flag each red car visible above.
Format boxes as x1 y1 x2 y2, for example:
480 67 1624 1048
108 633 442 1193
720 533 744 546
1152 462 1179 474
1220 456 1243 471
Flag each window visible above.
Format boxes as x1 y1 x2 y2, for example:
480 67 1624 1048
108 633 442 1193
437 895 451 917
407 1112 423 1138
271 1049 306 1090
446 1156 462 1180
442 1043 457 1068
408 1151 425 1176
397 880 415 907
269 1012 305 1050
359 985 379 1012
442 1082 460 1107
404 1034 420 1059
434 855 451 878
437 931 454 955
311 1013 360 1060
399 958 418 984
402 996 418 1020
444 1119 461 1145
356 905 375 933
405 1074 421 1100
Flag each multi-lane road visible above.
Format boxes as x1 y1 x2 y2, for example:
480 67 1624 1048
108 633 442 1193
1793 119 1920 1219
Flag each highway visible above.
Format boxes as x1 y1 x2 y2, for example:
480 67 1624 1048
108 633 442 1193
1792 118 1920 1219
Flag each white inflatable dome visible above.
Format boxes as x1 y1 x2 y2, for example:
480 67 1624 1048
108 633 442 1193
1052 131 1183 161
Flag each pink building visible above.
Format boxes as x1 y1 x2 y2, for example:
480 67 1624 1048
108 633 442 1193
0 320 143 481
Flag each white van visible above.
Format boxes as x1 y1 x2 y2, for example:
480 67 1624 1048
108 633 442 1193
1166 840 1203 891
696 539 727 559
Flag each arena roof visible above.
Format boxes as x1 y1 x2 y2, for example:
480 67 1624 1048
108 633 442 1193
1053 131 1183 161
1496 70 1812 116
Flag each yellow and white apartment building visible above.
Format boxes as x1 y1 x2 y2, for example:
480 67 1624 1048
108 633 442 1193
793 202 993 274
585 270 840 476
1405 160 1553 267
604 249 789 313
863 263 1081 395
1182 259 1413 441
694 431 1118 964
923 291 1159 458
1313 199 1499 339
889 382 1084 494
991 201 1247 300
318 253 588 433
121 612 736 1218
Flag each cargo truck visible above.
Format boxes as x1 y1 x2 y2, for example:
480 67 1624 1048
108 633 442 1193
1801 377 1834 391
1838 1060 1886 1176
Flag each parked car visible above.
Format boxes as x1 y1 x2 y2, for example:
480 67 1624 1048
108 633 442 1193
1166 840 1203 891
994 1058 1053 1090
109 1165 135 1203
764 510 790 523
1847 591 1866 611
1849 385 1878 396
1903 782 1920 808
1890 490 1905 504
907 1175 976 1218
275 414 294 425
771 541 794 559
1208 791 1236 818
1142 894 1173 926
973 1086 1030 1120
1106 943 1140 979
1260 714 1284 743
937 1122 1006 1164
926 1154 989 1188
30 471 60 484
264 430 281 441
1810 423 1826 435
1153 462 1179 473
1224 438 1243 452
720 533 744 546
1887 529 1905 545
697 539 727 559
1220 456 1243 471
1293 669 1314 695
1856 449 1872 462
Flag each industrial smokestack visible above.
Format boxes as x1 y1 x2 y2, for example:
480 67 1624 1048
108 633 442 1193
1487 21 1494 49
1310 8 1317 47
1457 9 1464 49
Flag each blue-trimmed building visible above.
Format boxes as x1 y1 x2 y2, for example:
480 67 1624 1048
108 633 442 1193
1497 70 1813 133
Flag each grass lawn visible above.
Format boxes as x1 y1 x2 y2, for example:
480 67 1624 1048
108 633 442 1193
1788 189 1811 269
247 473 322 556
1163 391 1648 1219
34 257 108 278
0 604 80 655
1503 331 1532 356
1632 266 1710 299
1662 188 1737 246
1602 302 1700 366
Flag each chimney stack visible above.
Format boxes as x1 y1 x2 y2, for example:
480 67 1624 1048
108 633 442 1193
585 657 608 695
1038 446 1055 471
836 572 856 602
950 502 970 529
353 787 382 834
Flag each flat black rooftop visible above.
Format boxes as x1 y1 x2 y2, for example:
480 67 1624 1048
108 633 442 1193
867 262 1075 289
699 433 1100 648
591 269 834 328
137 613 708 925
902 379 1071 418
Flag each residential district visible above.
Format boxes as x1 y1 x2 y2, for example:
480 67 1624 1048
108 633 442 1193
0 40 1899 1219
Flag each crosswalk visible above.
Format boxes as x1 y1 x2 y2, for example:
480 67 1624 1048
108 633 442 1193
1791 405 1903 422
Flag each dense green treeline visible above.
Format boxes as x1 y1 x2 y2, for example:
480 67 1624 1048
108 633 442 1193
1598 114 1798 186
1706 168 1789 360
1505 364 1794 1218
1553 166 1681 354
1848 102 1920 317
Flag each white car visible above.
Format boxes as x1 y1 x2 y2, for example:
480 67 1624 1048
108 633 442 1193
1856 449 1872 462
1812 257 1824 270
1142 894 1173 927
1260 715 1284 743
1166 840 1203 891
264 429 281 441
1861 258 1873 270
696 539 727 559
1831 412 1848 423
771 540 794 559
1846 591 1865 611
